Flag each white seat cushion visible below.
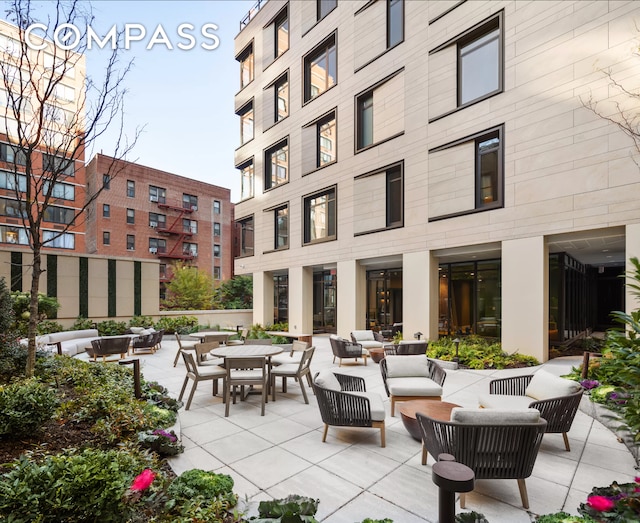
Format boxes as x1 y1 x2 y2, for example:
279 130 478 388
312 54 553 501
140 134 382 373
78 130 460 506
451 407 540 424
478 394 533 410
525 369 581 400
197 366 226 377
386 377 442 396
314 370 341 391
271 363 300 375
358 340 383 349
229 370 265 380
385 355 431 378
198 358 225 368
271 353 303 366
346 391 386 421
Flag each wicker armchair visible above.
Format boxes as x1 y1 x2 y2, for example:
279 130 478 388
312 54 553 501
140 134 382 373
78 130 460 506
131 330 163 354
479 370 583 451
416 408 547 509
312 371 386 447
88 337 130 362
329 335 368 366
396 341 428 355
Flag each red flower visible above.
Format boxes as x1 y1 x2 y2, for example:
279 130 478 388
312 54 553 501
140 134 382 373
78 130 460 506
130 469 155 491
587 495 615 512
635 476 640 483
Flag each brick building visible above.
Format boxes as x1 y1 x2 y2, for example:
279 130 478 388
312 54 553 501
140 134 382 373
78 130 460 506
86 154 234 298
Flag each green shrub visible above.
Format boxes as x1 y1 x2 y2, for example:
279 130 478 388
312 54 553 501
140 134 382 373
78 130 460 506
427 336 539 369
37 319 64 335
251 495 319 522
129 315 154 328
154 315 199 334
10 292 60 336
0 447 156 522
97 320 128 336
137 428 184 456
0 378 57 438
0 341 27 383
536 513 596 522
456 512 490 523
167 469 235 500
71 316 94 330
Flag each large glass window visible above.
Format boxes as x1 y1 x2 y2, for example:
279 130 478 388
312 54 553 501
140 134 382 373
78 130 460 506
0 197 26 218
304 33 336 103
304 187 336 244
238 43 254 89
0 225 29 245
275 9 289 58
43 231 75 249
0 170 27 192
275 73 289 122
275 205 288 250
0 143 26 165
386 165 403 227
274 273 288 324
235 216 254 257
238 101 254 145
357 92 373 150
265 139 288 190
459 17 501 106
44 206 74 224
476 128 502 209
387 0 404 48
366 269 403 334
239 160 254 200
43 154 74 176
318 113 336 167
317 0 336 21
45 181 75 200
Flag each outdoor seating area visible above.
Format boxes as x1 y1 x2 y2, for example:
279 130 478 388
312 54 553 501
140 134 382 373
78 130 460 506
134 335 638 522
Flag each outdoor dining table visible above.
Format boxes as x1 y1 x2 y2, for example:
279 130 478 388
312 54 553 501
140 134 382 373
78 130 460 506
190 331 234 344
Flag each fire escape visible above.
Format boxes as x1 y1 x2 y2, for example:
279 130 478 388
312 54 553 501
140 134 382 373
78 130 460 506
153 199 196 261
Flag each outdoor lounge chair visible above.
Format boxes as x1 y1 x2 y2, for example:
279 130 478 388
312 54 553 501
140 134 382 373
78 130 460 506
313 370 386 447
329 335 368 366
88 337 130 362
416 408 547 509
380 355 446 416
350 330 385 350
478 369 583 451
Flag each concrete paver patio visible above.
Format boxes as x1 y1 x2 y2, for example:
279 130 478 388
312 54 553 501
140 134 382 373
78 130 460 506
136 335 638 522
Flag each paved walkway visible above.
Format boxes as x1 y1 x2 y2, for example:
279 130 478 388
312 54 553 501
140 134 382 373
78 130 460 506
136 335 638 522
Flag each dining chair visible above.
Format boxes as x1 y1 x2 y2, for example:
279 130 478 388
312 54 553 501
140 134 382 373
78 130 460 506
178 350 226 410
270 346 315 404
224 356 268 416
173 332 197 367
193 341 225 367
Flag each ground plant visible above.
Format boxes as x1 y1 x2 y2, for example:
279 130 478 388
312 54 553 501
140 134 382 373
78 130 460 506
10 291 60 337
154 315 199 334
427 335 539 369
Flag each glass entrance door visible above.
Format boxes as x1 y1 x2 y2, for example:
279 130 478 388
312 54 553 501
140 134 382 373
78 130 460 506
366 269 402 336
313 270 336 333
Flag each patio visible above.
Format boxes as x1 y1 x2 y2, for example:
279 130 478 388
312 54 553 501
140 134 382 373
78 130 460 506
136 335 638 522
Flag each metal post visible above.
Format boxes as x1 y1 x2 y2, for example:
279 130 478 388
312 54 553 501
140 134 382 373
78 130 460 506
432 454 474 523
453 338 460 363
119 358 141 399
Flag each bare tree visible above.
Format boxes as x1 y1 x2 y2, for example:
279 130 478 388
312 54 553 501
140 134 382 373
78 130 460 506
1 0 138 376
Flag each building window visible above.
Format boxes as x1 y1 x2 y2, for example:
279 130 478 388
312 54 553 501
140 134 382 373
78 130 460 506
45 181 75 201
357 92 373 150
149 185 166 203
304 33 336 103
183 242 198 257
149 237 166 253
0 225 29 245
238 101 254 145
126 235 135 251
183 218 197 234
275 73 288 122
235 216 254 257
239 160 254 200
43 154 74 176
213 200 221 214
103 231 110 245
103 204 110 218
317 0 336 20
213 244 221 257
387 0 404 48
183 193 198 211
275 205 288 250
318 112 336 167
43 231 75 249
354 161 404 234
0 143 26 165
458 15 502 107
0 170 27 192
237 42 254 89
213 267 221 280
127 180 135 197
274 8 289 58
476 128 503 209
386 165 403 227
126 208 135 224
213 222 221 236
265 139 288 190
102 174 110 189
149 213 166 228
159 263 167 278
0 197 26 218
304 187 336 244
44 206 74 225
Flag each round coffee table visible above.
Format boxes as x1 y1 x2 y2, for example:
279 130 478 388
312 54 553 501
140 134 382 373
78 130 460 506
399 400 460 441
369 348 385 363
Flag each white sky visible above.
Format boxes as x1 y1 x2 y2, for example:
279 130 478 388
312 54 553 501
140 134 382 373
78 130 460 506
8 0 255 202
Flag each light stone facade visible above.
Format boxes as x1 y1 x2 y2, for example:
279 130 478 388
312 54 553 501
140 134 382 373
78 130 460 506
233 0 640 361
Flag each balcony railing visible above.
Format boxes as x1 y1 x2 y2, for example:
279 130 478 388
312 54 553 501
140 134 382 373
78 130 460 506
239 0 269 31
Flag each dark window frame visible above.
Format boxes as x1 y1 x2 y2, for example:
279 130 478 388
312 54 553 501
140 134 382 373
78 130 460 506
126 234 135 251
303 185 337 245
303 32 337 104
387 0 404 49
102 231 110 245
238 158 255 201
317 111 337 168
236 41 254 90
317 0 337 21
274 72 289 123
126 208 135 225
237 99 254 145
102 203 110 218
274 7 289 59
126 180 135 197
274 204 289 250
264 138 289 191
235 215 255 258
102 173 110 189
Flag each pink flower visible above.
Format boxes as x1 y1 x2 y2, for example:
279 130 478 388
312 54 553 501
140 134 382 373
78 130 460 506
635 476 640 483
130 469 155 491
587 495 615 511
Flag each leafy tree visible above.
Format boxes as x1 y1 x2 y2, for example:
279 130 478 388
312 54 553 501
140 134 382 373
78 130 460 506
1 1 137 376
162 263 214 310
213 275 253 310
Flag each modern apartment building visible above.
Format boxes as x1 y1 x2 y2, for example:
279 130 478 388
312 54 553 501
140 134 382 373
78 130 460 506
86 154 234 297
233 0 640 361
0 19 86 256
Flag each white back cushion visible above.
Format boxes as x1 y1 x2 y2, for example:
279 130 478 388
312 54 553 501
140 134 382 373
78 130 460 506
451 408 540 424
525 369 581 400
351 330 374 341
315 370 341 391
385 355 431 378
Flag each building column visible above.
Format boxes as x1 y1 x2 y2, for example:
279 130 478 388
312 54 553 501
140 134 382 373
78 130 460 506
337 260 366 338
502 236 548 362
288 266 313 334
403 251 438 341
626 223 640 314
252 271 273 326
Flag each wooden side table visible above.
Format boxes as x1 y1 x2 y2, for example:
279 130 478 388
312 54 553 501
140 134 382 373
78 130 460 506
398 400 460 441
